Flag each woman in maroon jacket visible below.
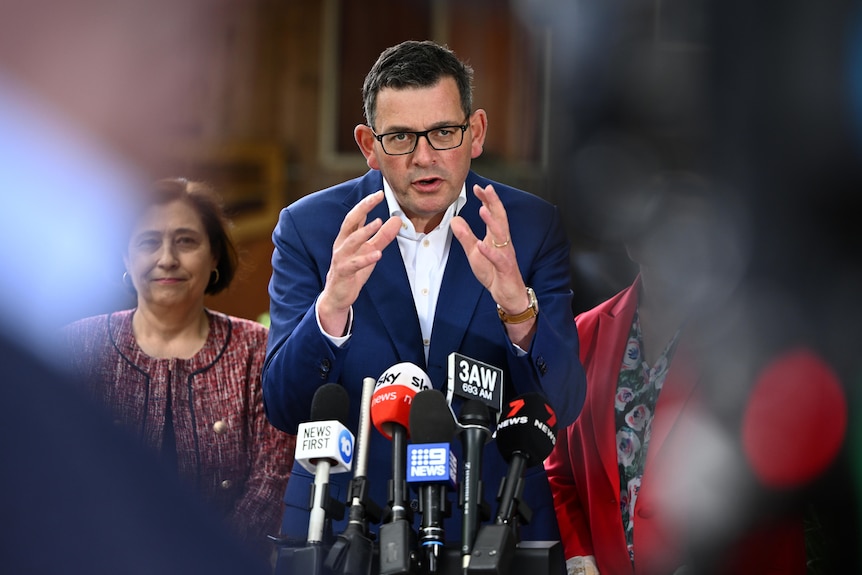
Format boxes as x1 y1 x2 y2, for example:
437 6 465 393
62 178 295 562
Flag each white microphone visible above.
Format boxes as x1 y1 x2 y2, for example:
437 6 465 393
295 383 355 544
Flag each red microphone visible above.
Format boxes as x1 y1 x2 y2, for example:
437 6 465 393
370 361 432 440
370 362 432 575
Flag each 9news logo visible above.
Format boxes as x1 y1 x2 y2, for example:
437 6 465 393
407 443 452 482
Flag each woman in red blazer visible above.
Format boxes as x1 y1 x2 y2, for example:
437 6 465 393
545 177 808 575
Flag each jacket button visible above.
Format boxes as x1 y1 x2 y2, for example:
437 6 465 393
536 356 548 375
213 420 228 434
220 480 233 489
637 506 655 518
319 358 331 379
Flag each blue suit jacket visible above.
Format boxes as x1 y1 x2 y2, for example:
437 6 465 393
263 169 586 544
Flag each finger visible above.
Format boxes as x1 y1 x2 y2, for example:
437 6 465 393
450 216 479 250
473 184 505 215
473 185 511 246
366 216 402 252
338 190 386 240
477 204 512 252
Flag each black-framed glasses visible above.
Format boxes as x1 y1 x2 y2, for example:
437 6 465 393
372 121 469 156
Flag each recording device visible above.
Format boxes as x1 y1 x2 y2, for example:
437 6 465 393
493 392 558 525
407 389 458 574
325 377 379 575
294 383 355 544
446 352 504 416
457 399 493 571
371 362 432 575
468 393 559 575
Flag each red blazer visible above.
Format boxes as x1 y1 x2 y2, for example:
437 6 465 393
545 280 805 575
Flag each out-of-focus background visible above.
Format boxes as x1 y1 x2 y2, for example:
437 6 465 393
1 0 860 572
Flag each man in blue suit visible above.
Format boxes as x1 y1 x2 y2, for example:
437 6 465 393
263 40 586 547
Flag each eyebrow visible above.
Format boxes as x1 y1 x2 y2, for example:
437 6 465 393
133 227 204 238
378 119 465 134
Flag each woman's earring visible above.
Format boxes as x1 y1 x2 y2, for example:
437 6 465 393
122 271 135 292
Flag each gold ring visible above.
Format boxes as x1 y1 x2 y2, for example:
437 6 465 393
492 236 510 248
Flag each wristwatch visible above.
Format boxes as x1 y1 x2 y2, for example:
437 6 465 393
497 287 539 324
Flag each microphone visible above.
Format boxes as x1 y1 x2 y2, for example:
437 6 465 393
467 393 558 575
370 362 432 575
457 399 493 571
493 392 558 526
407 389 458 574
446 352 504 417
325 377 379 575
295 383 355 545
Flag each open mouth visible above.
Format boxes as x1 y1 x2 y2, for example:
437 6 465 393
414 176 442 189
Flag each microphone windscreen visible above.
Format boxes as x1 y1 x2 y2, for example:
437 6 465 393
495 392 558 467
457 398 491 428
371 362 432 439
311 383 350 424
409 389 457 443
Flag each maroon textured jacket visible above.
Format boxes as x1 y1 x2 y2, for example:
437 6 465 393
62 309 295 556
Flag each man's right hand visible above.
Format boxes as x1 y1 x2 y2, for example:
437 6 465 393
317 190 401 337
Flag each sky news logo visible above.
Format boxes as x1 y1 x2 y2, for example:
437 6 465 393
406 443 456 486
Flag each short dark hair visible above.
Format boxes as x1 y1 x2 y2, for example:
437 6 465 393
362 40 474 130
143 178 238 295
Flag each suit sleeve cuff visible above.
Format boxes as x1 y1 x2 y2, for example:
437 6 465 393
315 301 353 347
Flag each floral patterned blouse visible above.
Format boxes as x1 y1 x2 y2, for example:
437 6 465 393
614 309 679 565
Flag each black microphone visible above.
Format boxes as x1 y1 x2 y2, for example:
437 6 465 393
294 383 354 544
457 399 492 571
467 393 558 575
325 377 378 575
408 389 458 574
493 392 558 526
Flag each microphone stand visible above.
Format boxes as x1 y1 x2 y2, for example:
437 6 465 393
467 453 535 575
326 378 381 575
272 477 346 575
378 422 418 575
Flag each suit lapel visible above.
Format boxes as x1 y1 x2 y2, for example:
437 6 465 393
592 307 632 495
354 172 426 368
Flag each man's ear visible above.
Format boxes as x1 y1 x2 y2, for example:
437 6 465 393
468 109 488 160
354 124 380 170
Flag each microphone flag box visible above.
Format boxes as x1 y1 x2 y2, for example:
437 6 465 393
446 352 504 414
295 420 355 474
407 442 457 489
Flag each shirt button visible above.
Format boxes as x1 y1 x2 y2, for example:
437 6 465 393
422 239 430 247
220 480 233 490
637 506 655 518
213 420 228 434
423 339 430 346
421 288 428 296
